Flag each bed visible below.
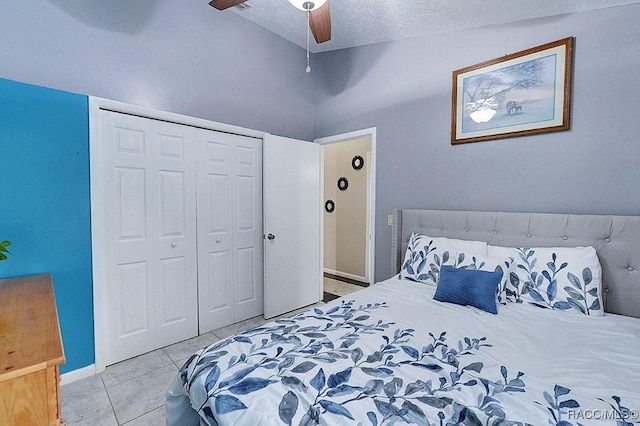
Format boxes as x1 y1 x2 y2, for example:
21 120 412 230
166 209 640 425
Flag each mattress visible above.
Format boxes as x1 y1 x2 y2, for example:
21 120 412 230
167 277 640 425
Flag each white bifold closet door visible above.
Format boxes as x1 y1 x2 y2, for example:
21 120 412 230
196 129 263 333
101 111 198 365
98 111 264 367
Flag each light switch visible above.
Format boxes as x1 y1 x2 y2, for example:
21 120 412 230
388 215 394 226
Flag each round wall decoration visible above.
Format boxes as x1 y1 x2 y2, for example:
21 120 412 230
337 177 349 191
325 199 335 213
352 155 364 170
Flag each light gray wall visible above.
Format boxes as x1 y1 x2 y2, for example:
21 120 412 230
313 4 640 282
0 0 314 140
3 2 639 288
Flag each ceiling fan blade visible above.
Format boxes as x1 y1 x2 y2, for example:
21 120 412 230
209 0 247 10
309 1 331 43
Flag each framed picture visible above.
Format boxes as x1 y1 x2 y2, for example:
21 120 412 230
451 37 574 144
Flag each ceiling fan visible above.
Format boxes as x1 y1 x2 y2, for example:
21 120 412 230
209 0 331 72
208 0 332 44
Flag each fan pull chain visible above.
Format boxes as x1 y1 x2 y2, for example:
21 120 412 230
306 9 311 73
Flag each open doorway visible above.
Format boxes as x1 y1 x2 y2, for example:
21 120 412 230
316 128 376 302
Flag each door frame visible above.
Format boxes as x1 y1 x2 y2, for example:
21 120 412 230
88 97 265 373
315 128 377 284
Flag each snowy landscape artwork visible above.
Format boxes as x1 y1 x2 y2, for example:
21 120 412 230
452 38 573 144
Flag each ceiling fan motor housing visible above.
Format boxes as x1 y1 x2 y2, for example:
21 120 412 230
288 0 327 11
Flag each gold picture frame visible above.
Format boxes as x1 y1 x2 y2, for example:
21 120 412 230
451 37 574 144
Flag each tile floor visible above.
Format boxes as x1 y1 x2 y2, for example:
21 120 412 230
61 304 323 426
323 276 366 297
61 281 364 426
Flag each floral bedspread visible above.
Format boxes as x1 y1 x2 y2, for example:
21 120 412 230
178 279 640 426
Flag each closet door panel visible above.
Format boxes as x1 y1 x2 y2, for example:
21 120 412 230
236 247 257 302
200 250 233 330
116 261 150 338
115 167 147 241
206 174 230 234
103 113 156 364
233 138 263 322
196 130 234 333
197 130 263 331
154 122 198 348
101 111 197 365
157 257 188 327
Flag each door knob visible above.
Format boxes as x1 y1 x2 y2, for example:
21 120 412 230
267 233 276 240
171 242 177 248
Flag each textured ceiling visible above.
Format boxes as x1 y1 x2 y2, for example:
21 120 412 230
226 0 640 52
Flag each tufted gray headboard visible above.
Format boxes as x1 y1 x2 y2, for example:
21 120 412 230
391 209 640 318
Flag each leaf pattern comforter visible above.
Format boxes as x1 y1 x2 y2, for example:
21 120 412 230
174 277 640 425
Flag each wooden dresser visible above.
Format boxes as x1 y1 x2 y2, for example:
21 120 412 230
0 274 65 425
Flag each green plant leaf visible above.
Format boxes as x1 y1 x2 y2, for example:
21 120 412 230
0 240 10 260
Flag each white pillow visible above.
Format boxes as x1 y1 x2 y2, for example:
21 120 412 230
399 233 487 286
455 252 514 306
488 245 604 316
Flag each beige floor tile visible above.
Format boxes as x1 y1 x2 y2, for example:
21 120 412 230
163 331 221 366
101 349 174 388
121 405 166 426
61 374 118 426
62 303 336 425
211 315 270 339
108 364 177 424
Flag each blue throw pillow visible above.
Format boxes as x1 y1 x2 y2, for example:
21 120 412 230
433 265 503 314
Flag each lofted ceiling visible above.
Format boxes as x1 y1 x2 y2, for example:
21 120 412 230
224 0 640 52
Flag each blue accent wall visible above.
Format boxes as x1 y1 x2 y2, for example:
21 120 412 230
0 78 92 374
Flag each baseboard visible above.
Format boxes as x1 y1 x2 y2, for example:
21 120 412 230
323 269 368 286
61 364 96 386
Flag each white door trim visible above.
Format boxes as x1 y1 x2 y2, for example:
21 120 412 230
89 97 266 372
315 128 377 284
